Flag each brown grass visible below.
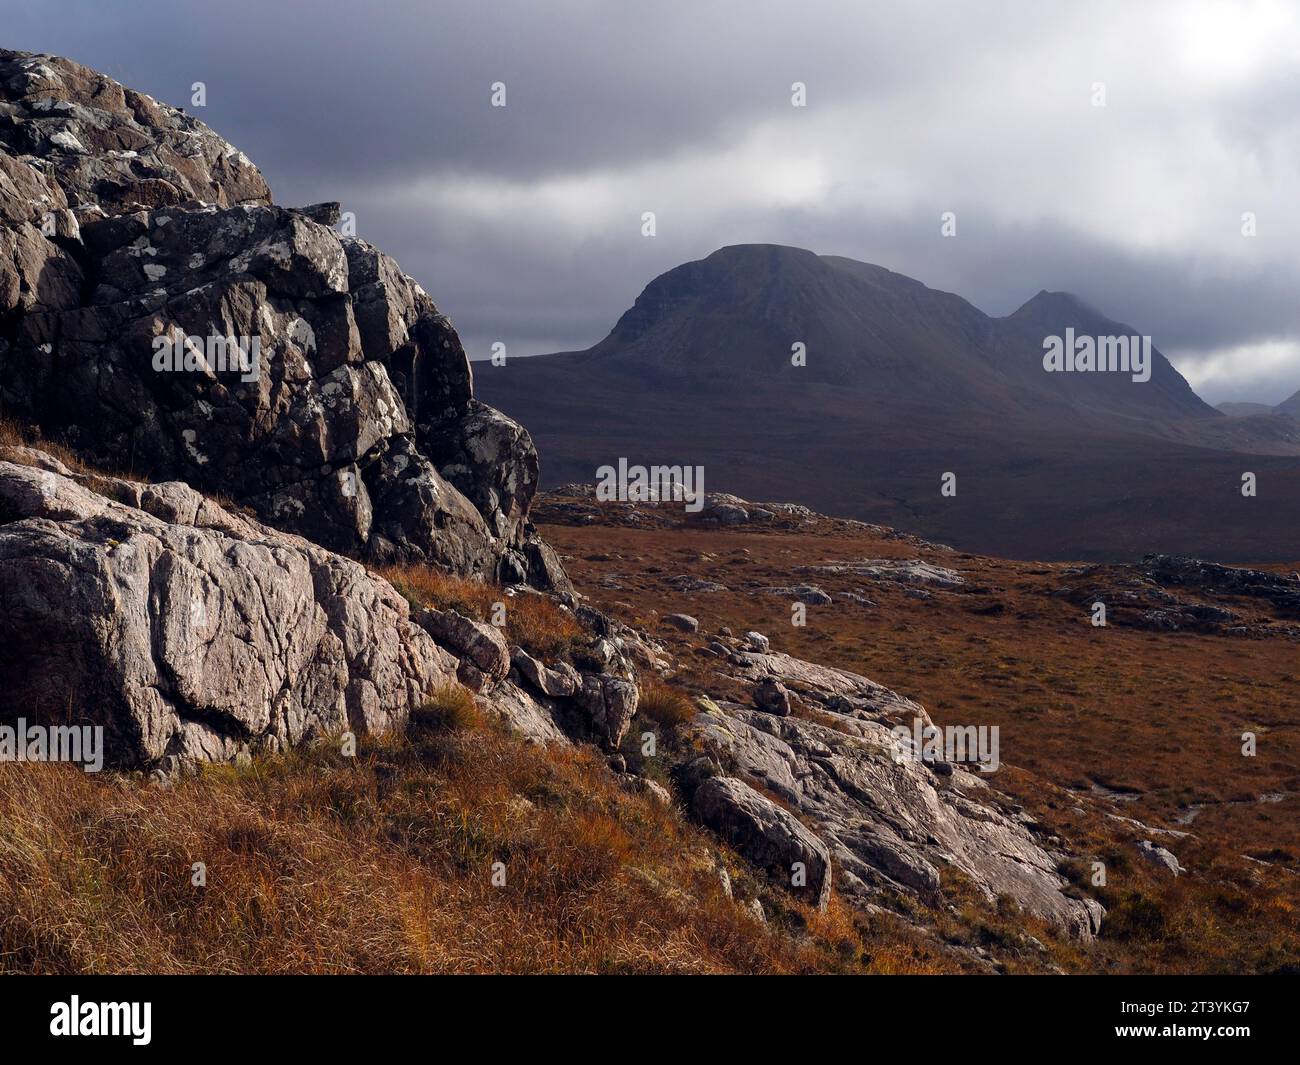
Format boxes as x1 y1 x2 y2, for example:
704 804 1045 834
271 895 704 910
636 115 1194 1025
637 683 697 728
0 412 93 475
377 564 582 660
413 683 481 731
0 410 148 488
0 716 941 974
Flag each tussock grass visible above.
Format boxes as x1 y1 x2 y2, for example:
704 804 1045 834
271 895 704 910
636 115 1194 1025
413 683 481 732
0 410 146 487
0 412 93 475
637 683 696 728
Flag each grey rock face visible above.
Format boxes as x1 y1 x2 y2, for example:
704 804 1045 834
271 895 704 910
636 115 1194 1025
0 52 271 219
690 654 1104 938
693 775 832 911
0 49 565 589
0 452 458 769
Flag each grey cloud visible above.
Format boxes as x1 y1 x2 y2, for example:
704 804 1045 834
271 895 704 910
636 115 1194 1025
8 0 1299 405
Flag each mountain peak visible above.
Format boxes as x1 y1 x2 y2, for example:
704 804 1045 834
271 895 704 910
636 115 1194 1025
1010 289 1102 320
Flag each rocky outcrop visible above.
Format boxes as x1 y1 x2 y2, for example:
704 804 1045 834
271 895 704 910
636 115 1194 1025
0 444 630 768
0 49 565 589
0 449 459 769
1061 555 1300 637
1137 840 1186 876
1142 554 1300 614
762 584 832 605
683 652 1103 938
798 558 965 588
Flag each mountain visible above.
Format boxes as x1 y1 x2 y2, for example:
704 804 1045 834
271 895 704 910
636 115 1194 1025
478 245 1300 562
1275 389 1300 418
563 244 1212 421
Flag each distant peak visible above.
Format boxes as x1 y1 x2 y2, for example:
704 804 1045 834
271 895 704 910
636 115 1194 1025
1011 289 1099 318
703 243 821 264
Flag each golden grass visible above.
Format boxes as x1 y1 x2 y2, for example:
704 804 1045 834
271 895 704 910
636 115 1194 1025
0 717 930 974
413 683 481 731
0 409 149 487
0 412 93 475
376 564 582 660
637 683 697 728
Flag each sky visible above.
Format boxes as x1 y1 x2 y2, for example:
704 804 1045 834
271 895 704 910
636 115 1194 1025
6 0 1300 404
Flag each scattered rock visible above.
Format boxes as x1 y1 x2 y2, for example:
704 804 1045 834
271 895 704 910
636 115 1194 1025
662 613 699 633
639 779 674 807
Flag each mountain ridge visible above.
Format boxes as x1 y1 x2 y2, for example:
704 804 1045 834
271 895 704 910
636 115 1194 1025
477 244 1300 562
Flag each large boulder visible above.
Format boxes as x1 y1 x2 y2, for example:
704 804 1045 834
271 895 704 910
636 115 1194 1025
693 775 832 910
0 450 458 769
0 49 565 589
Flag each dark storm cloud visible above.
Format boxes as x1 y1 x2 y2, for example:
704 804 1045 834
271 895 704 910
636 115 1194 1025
8 0 1300 403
